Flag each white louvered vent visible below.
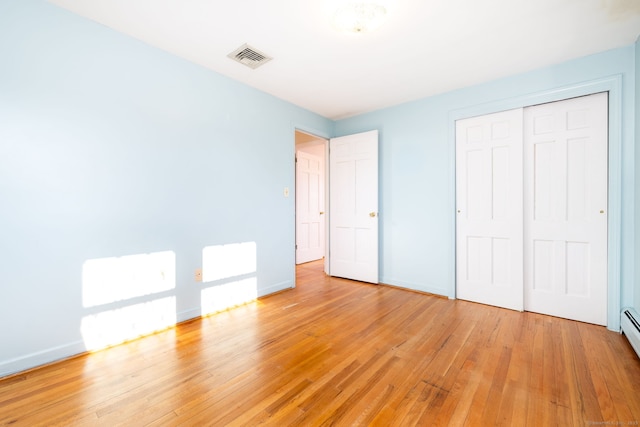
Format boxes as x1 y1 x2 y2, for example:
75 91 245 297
227 44 272 69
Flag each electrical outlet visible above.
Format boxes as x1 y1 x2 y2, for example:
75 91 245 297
284 187 290 197
195 268 203 282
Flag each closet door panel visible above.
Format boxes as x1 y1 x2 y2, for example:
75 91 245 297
523 92 608 326
456 108 524 311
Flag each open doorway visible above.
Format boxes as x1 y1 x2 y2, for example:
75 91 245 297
295 130 328 273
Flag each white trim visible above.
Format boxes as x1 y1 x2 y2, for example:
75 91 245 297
0 340 86 378
380 276 450 296
293 125 331 281
1 277 295 378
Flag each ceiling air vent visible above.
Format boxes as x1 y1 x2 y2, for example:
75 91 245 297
227 44 272 69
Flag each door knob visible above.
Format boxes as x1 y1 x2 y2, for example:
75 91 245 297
369 212 377 217
319 212 325 215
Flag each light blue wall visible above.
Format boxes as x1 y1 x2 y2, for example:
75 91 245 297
1 0 637 377
0 0 332 376
636 37 640 313
335 45 636 331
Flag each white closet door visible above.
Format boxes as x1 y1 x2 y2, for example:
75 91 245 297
524 92 608 325
456 108 524 311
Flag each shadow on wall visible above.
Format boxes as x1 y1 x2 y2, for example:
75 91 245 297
80 242 258 351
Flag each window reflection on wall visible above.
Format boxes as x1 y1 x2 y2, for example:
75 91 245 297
81 297 176 351
81 251 177 351
82 251 175 307
201 242 258 316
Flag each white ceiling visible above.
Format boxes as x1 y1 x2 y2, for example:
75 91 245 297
48 0 640 120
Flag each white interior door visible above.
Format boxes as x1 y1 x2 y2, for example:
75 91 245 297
296 150 324 264
524 92 608 325
329 130 378 284
456 108 524 311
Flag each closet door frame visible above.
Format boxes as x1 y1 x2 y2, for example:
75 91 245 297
448 75 623 332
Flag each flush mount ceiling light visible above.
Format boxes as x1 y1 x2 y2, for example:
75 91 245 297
333 2 388 33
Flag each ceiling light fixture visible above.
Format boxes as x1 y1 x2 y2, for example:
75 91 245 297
333 2 388 33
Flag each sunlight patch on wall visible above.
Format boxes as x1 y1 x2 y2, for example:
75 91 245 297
201 242 258 315
81 250 177 351
81 297 176 351
82 251 176 307
202 242 256 282
201 278 258 316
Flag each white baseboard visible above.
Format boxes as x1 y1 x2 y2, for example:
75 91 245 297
0 340 87 378
0 280 294 379
380 276 451 298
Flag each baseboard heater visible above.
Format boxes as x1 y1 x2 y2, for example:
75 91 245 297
621 307 640 359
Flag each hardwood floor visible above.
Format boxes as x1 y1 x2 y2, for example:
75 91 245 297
2 260 640 426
